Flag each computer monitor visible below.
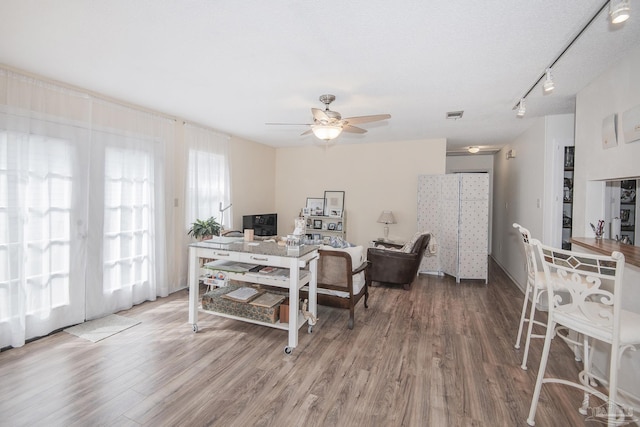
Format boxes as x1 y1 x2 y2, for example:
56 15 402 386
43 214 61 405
242 213 277 236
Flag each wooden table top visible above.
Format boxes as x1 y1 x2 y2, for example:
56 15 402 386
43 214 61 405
571 237 640 268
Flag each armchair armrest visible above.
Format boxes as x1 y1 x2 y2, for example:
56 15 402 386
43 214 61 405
352 261 368 275
367 247 418 262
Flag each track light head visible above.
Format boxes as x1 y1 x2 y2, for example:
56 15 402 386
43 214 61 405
516 99 526 118
543 68 555 94
610 0 630 24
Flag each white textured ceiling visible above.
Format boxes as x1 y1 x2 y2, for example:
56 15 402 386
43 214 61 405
1 1 639 152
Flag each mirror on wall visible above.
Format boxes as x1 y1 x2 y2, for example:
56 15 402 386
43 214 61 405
605 179 638 246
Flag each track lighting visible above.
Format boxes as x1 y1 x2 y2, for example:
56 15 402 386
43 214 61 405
610 0 630 24
514 1 618 118
516 99 526 118
468 146 480 154
543 68 554 94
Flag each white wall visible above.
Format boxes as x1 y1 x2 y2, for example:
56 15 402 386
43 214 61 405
573 45 640 238
274 139 447 247
492 118 547 290
491 114 574 291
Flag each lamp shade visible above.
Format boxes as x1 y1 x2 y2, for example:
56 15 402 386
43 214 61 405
377 210 396 224
311 124 343 141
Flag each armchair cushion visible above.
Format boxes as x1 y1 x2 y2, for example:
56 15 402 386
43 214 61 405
316 245 365 297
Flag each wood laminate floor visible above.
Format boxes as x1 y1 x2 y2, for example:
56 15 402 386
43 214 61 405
0 258 627 426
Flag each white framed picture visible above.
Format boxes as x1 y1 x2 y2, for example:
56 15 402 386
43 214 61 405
621 105 640 144
323 191 344 217
602 113 618 149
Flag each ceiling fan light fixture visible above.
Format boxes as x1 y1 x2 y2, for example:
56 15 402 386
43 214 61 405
610 0 630 24
468 146 480 154
516 99 526 118
311 124 343 141
543 68 555 94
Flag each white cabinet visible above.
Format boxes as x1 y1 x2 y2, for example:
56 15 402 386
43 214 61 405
417 173 489 283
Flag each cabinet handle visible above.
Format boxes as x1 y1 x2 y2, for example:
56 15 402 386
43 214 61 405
251 256 269 261
214 252 230 256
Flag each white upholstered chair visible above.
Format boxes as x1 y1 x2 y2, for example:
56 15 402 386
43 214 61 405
526 239 640 426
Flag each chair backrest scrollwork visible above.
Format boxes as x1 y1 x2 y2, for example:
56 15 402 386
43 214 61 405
531 238 625 329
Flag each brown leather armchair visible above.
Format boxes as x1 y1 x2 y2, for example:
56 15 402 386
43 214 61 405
365 233 431 290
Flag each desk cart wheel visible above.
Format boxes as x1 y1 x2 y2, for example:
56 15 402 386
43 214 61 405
192 324 198 333
308 325 313 333
284 346 293 355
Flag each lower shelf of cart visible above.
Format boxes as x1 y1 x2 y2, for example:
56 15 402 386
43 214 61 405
198 307 307 331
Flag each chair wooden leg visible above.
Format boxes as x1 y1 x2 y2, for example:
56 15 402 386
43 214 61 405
527 319 556 426
364 286 369 309
347 302 355 330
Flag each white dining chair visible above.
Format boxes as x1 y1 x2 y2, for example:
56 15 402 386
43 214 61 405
526 239 640 426
512 223 552 370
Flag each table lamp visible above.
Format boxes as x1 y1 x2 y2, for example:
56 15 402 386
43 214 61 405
377 210 396 241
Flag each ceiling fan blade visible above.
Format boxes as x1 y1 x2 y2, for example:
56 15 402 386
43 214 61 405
265 122 311 126
343 114 391 125
312 108 329 122
300 128 313 136
342 125 367 134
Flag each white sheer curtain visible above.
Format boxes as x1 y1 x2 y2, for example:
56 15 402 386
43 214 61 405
84 100 173 319
184 123 231 231
0 68 176 347
0 70 91 348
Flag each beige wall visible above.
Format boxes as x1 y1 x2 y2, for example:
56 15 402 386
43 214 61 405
274 139 447 247
228 136 277 230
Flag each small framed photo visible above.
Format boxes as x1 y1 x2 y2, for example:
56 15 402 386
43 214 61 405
306 197 325 216
313 219 323 229
302 207 310 216
328 222 336 230
306 217 312 227
336 222 343 231
313 233 321 241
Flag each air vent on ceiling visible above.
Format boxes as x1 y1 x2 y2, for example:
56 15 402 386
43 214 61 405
446 110 464 120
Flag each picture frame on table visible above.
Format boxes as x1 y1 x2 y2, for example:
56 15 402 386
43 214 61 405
313 233 321 241
306 197 325 216
336 222 343 231
313 219 323 229
323 191 344 217
302 207 311 216
328 222 336 230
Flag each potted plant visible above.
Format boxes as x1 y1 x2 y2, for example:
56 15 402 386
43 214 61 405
188 217 221 240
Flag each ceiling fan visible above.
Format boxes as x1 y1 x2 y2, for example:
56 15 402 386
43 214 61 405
267 94 391 142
